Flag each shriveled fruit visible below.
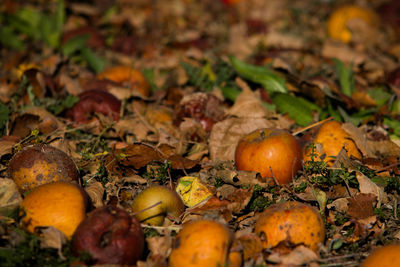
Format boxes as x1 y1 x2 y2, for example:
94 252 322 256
131 186 185 225
169 219 233 267
327 5 378 43
8 144 80 193
361 244 400 267
98 66 150 97
235 128 302 184
254 201 325 252
303 121 361 165
72 206 144 265
20 181 87 238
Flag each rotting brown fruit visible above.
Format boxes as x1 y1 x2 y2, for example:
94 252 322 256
131 185 185 226
8 144 80 193
72 206 144 265
65 89 121 124
169 219 233 267
254 201 325 252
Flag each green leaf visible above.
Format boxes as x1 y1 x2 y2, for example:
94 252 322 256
271 93 320 126
229 56 288 94
333 58 354 97
0 26 25 50
367 87 392 107
81 47 105 73
61 34 90 56
383 117 400 137
9 7 41 39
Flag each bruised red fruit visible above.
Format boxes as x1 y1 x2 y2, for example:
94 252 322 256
174 92 225 132
72 206 144 265
66 89 121 124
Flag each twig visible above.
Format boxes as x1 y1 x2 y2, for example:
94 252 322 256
292 117 334 136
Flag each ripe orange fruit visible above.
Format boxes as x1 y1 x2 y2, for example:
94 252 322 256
20 182 87 238
98 66 150 97
169 219 233 267
303 121 361 165
361 244 400 267
8 144 80 193
327 5 379 43
235 128 302 185
254 201 325 252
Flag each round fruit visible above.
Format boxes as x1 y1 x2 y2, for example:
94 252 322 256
327 5 378 43
254 201 325 252
234 128 302 185
169 219 233 267
303 121 361 166
20 181 87 238
97 66 150 97
131 186 185 225
66 89 121 124
8 144 80 193
361 244 400 267
72 206 144 265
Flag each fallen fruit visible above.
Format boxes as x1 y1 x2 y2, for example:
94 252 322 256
66 89 121 124
303 121 361 165
72 206 144 265
254 201 325 252
327 5 378 43
8 144 80 193
131 185 185 225
234 128 302 184
97 65 150 97
361 244 400 267
169 219 233 267
20 181 87 238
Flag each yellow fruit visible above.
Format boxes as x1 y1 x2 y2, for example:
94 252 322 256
254 201 325 252
169 219 233 267
131 186 185 225
20 182 87 238
8 144 80 193
361 244 400 267
327 5 378 43
303 121 361 165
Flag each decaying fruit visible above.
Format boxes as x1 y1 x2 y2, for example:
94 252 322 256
169 219 233 267
235 128 302 184
254 201 325 252
131 185 185 225
303 121 361 165
8 144 80 193
97 65 150 97
66 89 121 124
72 206 144 265
20 181 87 238
361 244 400 267
327 5 379 43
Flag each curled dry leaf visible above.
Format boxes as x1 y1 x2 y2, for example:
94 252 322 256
0 178 22 214
236 233 263 260
84 181 105 208
341 122 374 158
347 193 377 219
355 171 388 207
267 245 319 266
39 226 67 254
327 198 349 213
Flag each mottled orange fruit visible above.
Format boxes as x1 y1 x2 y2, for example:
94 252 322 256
327 5 379 43
21 182 87 238
235 128 302 185
169 220 233 267
98 66 150 97
254 201 325 252
8 144 79 193
303 121 361 165
361 244 400 267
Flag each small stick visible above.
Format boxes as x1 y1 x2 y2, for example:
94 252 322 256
292 117 334 136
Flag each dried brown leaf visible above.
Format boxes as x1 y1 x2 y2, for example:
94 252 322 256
84 181 104 208
347 193 376 219
355 171 387 207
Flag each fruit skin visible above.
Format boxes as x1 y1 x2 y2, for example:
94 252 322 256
234 128 302 185
131 186 185 225
8 144 80 193
361 244 400 267
327 5 378 43
97 66 150 97
72 206 144 265
254 201 325 252
303 121 361 166
169 219 233 267
20 181 87 239
66 89 121 124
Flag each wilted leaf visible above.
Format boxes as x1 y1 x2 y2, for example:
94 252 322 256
0 179 22 215
355 171 387 207
84 181 104 208
347 193 376 219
